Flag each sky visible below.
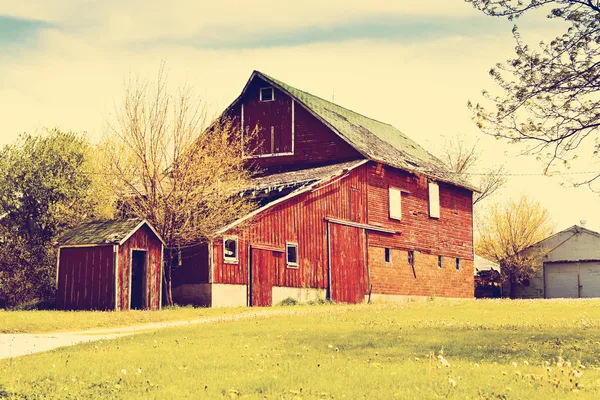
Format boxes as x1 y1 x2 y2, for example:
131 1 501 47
0 0 598 233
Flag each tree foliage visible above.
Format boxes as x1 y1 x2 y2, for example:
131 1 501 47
439 134 506 204
0 130 113 308
101 68 256 305
476 195 554 298
466 0 600 187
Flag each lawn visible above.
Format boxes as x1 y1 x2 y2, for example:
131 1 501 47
0 306 262 334
1 299 600 399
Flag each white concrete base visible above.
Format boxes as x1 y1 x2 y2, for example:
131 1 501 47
212 284 247 308
272 286 327 305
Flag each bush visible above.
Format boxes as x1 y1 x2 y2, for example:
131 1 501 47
8 298 56 311
306 298 336 306
278 297 298 306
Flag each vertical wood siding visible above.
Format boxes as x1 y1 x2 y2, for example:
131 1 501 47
56 246 115 310
117 225 163 310
241 77 362 170
329 223 367 303
214 164 369 291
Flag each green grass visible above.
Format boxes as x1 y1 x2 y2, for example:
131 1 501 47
2 299 600 399
0 305 259 334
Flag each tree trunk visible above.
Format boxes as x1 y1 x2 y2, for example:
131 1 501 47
509 281 519 300
163 260 174 306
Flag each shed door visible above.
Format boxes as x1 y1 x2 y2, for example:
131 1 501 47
250 247 280 307
545 262 579 298
328 223 367 304
579 262 600 298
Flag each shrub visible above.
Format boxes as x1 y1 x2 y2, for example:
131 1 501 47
278 297 298 306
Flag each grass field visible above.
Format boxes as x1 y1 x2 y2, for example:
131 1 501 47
2 299 600 399
0 306 262 334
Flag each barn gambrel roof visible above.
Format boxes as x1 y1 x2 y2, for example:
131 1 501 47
240 71 477 192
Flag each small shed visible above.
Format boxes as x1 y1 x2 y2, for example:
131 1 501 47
56 218 165 311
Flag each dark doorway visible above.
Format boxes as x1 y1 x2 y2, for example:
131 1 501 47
130 250 147 310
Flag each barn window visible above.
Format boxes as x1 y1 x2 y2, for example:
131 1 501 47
286 242 299 268
456 258 461 270
408 250 414 266
388 187 402 220
438 255 443 269
260 87 274 102
223 236 238 263
429 182 440 219
385 248 392 263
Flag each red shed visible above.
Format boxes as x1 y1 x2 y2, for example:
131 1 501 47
172 71 478 307
56 218 165 311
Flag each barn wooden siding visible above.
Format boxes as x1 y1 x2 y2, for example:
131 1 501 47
213 164 369 291
117 225 163 310
366 163 474 298
233 77 361 171
56 246 115 310
366 163 473 259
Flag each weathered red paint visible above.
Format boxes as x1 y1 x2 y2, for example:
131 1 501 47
239 77 362 171
117 225 163 310
57 223 164 311
213 164 369 296
56 246 115 311
250 247 281 306
328 223 367 303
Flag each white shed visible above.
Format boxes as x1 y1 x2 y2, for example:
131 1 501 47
511 225 600 299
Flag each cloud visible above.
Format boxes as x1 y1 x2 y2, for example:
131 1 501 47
0 15 56 46
130 15 512 50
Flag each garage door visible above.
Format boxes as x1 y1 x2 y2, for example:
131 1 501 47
580 262 600 298
545 262 600 298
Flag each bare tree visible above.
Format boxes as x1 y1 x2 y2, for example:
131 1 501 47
101 67 256 305
476 195 554 298
466 0 600 189
440 134 506 204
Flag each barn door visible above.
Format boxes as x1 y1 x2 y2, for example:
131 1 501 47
328 223 367 303
130 250 147 310
250 247 280 307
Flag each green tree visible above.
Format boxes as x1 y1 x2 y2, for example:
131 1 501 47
467 1 600 187
0 130 113 308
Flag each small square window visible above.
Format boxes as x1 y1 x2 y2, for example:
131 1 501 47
223 237 238 263
456 258 461 270
438 255 443 269
384 248 392 263
260 87 274 102
408 250 414 266
286 242 298 268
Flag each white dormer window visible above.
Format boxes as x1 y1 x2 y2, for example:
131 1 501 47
260 87 274 102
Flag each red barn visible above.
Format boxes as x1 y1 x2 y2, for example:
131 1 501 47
172 71 476 307
56 219 165 310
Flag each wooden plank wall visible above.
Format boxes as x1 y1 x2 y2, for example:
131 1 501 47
213 164 369 288
241 76 362 171
56 246 115 310
117 225 163 310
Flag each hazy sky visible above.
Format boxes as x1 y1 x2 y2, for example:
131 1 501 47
0 1 598 232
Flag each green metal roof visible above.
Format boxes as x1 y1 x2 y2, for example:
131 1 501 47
254 71 477 192
58 218 164 246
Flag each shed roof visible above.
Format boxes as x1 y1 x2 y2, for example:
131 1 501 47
243 71 477 192
58 218 165 247
474 255 500 274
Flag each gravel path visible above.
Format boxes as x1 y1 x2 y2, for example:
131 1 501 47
0 307 336 360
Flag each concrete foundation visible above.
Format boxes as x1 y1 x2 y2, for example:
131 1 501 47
272 286 327 304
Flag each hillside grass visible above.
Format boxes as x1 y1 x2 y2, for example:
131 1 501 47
2 299 600 399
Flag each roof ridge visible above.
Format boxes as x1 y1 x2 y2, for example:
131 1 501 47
256 71 395 128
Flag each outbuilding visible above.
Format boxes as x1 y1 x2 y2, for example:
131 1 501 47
510 224 600 299
56 218 165 310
